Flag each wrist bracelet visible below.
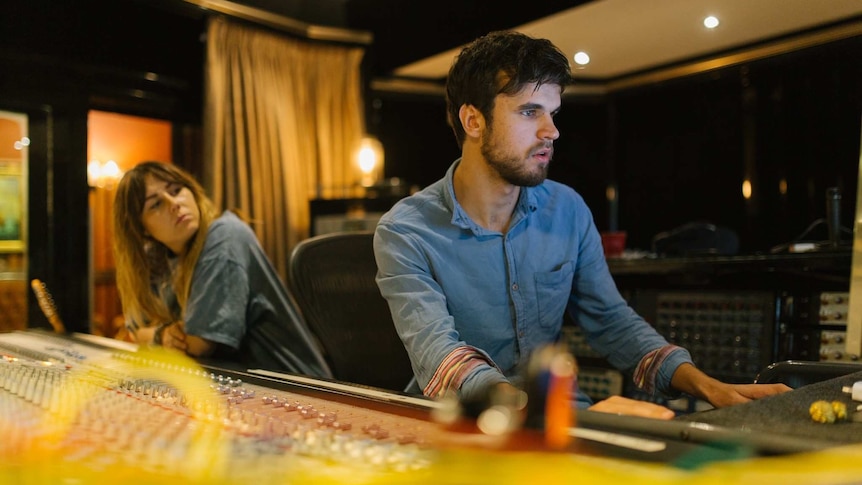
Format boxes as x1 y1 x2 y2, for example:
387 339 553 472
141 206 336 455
153 323 169 345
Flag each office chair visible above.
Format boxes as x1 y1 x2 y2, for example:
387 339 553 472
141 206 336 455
754 360 862 389
288 231 415 392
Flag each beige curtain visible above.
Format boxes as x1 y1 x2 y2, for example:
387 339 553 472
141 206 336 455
203 16 366 280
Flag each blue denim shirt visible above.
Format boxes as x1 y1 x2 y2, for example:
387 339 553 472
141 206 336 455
374 160 691 406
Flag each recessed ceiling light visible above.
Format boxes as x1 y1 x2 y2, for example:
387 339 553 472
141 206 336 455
704 16 720 29
573 51 590 66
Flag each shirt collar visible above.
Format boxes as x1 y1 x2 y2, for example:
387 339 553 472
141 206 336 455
443 159 540 235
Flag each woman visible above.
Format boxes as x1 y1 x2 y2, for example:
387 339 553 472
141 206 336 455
113 161 332 378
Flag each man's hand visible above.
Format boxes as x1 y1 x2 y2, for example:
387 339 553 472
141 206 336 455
671 363 791 408
589 395 675 420
700 382 792 408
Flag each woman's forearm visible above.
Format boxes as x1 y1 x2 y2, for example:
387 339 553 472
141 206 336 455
131 326 157 345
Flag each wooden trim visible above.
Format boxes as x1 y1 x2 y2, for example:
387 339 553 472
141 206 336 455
184 0 373 45
607 19 862 92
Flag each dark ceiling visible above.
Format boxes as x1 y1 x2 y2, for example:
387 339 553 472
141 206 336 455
344 0 590 78
222 0 591 79
5 0 591 116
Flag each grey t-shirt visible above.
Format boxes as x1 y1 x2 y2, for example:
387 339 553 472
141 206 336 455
172 211 332 378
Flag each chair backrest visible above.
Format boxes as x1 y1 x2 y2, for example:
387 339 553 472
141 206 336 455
288 231 415 392
754 360 862 388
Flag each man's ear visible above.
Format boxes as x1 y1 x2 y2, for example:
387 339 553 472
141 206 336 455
459 104 484 138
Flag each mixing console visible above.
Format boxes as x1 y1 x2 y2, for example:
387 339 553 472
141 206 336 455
0 330 498 483
5 330 856 484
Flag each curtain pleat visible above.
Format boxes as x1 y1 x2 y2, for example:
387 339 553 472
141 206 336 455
203 16 366 281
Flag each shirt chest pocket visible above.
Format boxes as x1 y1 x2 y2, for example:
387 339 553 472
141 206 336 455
533 261 574 329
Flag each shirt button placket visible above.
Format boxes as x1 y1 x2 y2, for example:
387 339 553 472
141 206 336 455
512 282 526 338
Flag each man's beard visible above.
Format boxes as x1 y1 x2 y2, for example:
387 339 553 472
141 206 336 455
481 129 551 187
482 143 550 187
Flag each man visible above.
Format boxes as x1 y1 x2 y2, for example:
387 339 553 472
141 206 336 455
373 31 788 418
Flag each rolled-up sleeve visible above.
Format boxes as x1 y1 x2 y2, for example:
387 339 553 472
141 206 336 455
374 222 507 400
566 221 692 397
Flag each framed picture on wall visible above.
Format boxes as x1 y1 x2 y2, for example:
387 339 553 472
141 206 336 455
0 168 24 251
0 109 27 254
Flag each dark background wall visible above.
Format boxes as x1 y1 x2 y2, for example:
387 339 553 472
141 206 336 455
0 0 205 332
1 0 860 329
372 36 862 255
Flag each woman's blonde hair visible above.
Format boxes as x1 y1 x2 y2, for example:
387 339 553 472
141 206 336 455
112 161 219 330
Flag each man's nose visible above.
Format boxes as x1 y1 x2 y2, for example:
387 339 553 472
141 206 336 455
540 115 560 140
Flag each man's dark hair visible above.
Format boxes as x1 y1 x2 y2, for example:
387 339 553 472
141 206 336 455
445 30 572 148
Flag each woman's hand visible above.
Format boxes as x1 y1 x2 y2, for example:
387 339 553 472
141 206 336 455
129 325 156 345
184 334 218 357
159 322 188 351
153 322 217 357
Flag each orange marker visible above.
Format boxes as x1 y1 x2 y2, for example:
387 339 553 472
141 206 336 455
545 351 576 449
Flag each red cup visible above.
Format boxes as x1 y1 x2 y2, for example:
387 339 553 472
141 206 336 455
600 231 627 258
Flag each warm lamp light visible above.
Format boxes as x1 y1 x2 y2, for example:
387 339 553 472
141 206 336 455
359 147 376 174
88 159 123 189
356 136 384 187
741 179 752 200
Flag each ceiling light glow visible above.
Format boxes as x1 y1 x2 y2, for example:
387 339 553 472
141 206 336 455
573 51 590 66
704 16 719 29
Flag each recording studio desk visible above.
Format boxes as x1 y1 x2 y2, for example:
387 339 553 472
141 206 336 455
676 370 862 445
1 330 861 485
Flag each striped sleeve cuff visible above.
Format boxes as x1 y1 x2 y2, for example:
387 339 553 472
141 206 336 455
423 346 496 398
632 344 683 395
